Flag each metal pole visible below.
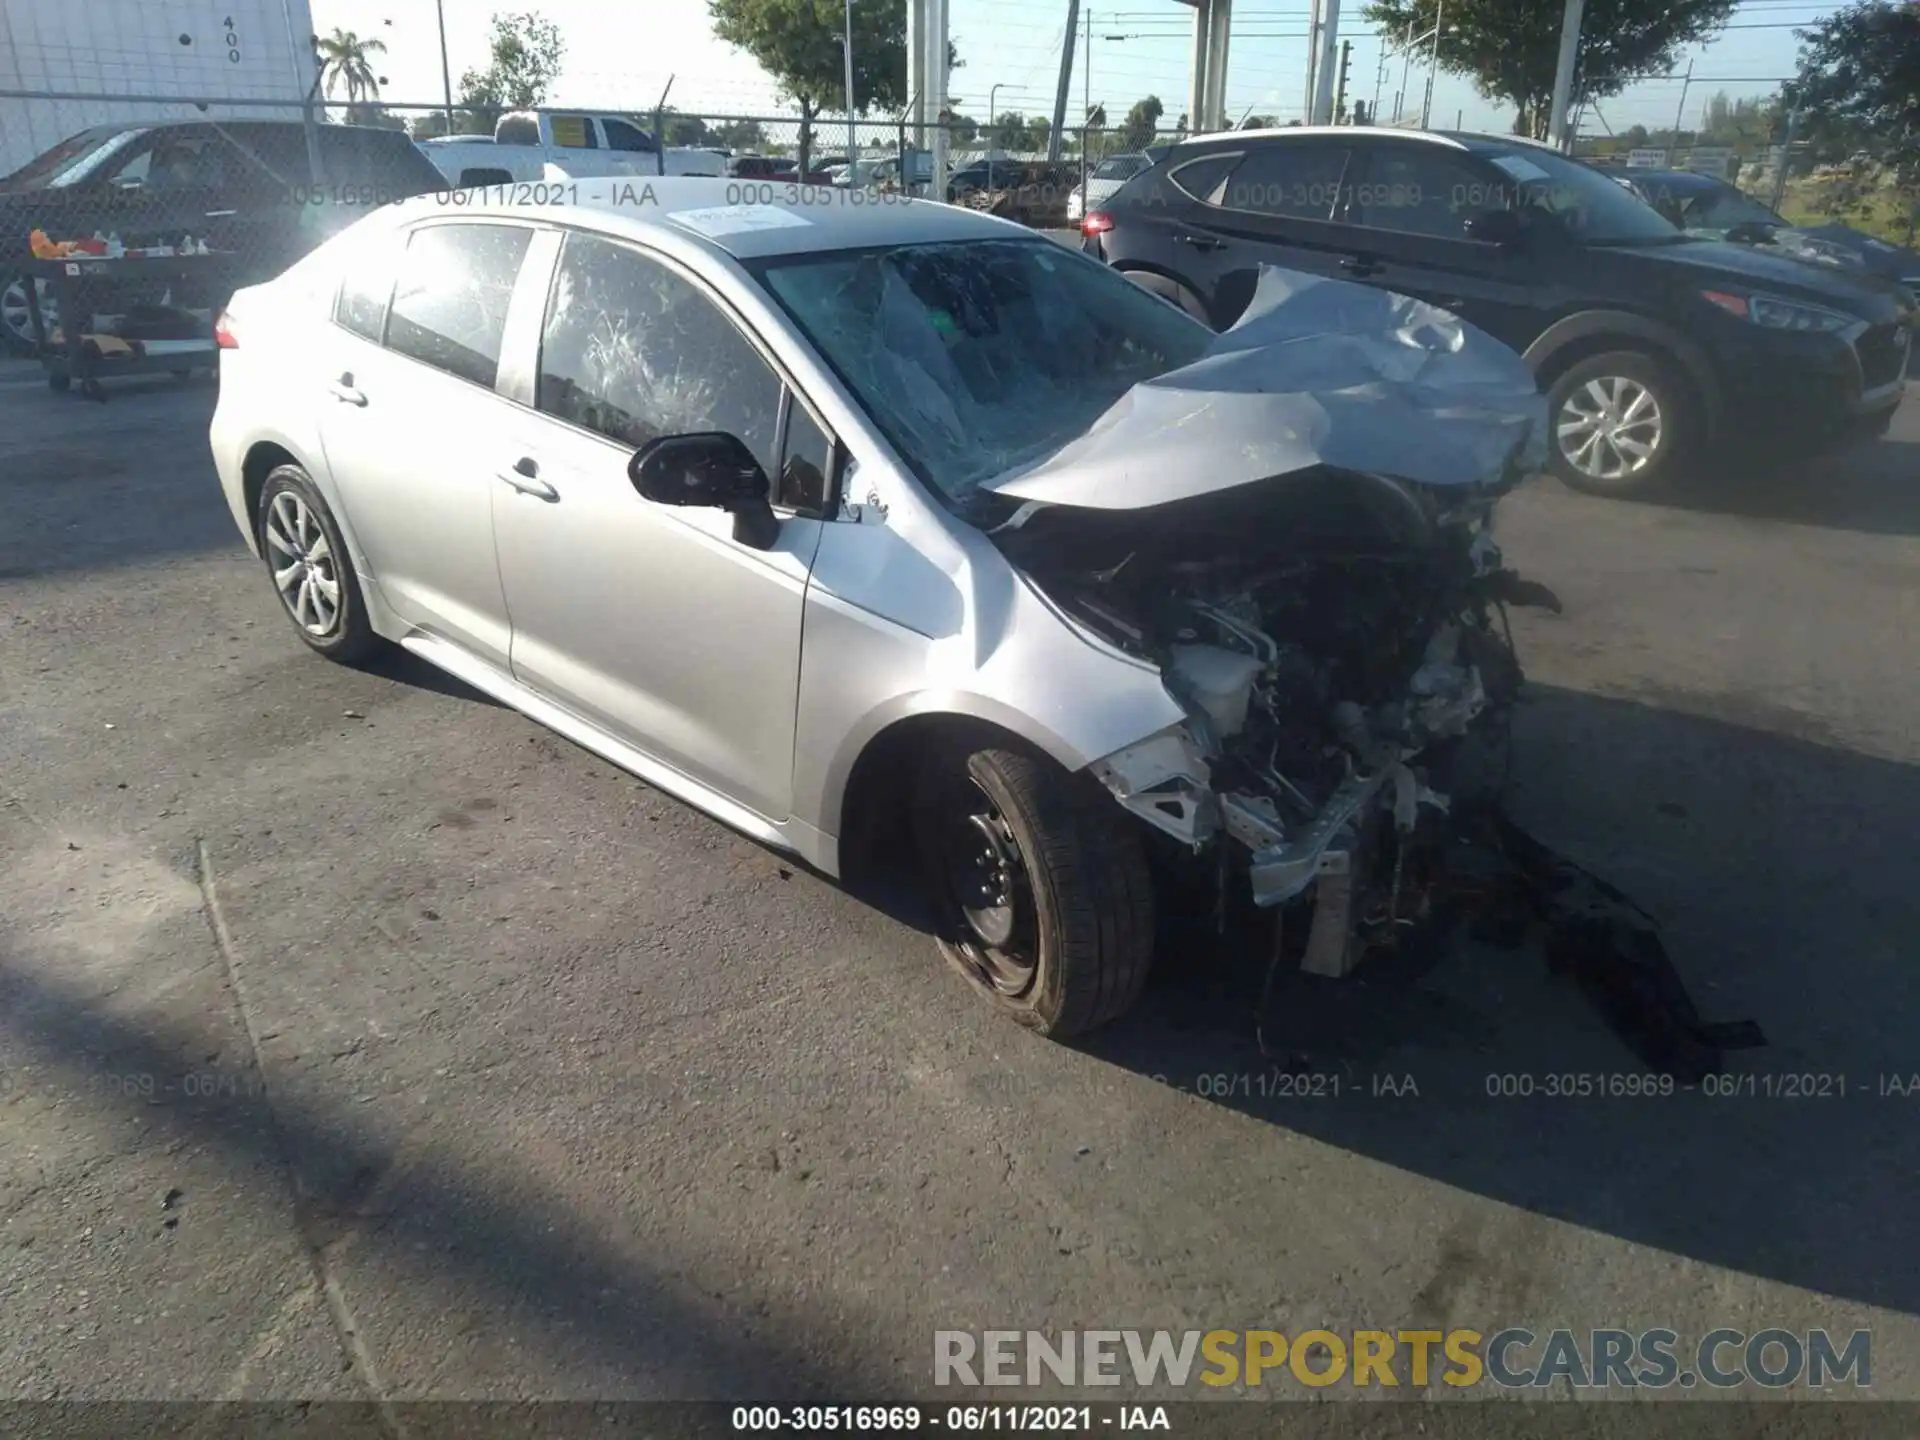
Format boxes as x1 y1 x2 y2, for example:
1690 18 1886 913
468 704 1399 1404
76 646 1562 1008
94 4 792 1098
1049 0 1080 163
1311 0 1343 124
1083 1 1091 150
843 1 859 186
1545 0 1584 148
436 0 455 132
1420 0 1443 127
988 81 1002 189
1396 19 1413 123
1669 59 1692 163
1305 0 1322 119
1769 108 1798 212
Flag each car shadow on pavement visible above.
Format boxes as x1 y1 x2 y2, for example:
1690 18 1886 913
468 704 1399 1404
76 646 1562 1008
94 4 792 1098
1080 682 1920 1319
1657 434 1920 538
0 942 869 1403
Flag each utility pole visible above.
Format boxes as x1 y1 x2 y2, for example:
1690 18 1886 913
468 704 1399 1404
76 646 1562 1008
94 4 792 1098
1311 0 1343 125
1049 0 1080 163
1304 0 1322 119
1419 0 1443 127
1545 0 1585 150
1333 40 1352 124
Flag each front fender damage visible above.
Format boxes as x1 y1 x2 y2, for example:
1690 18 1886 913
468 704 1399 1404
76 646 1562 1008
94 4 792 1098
1043 267 1764 1079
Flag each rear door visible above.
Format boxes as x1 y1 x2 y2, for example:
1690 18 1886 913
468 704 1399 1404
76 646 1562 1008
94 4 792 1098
1158 139 1360 327
1340 140 1551 351
315 219 536 668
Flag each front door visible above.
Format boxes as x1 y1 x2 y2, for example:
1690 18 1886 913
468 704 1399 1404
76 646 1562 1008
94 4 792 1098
491 230 828 821
315 219 535 668
1169 139 1362 326
1338 141 1546 352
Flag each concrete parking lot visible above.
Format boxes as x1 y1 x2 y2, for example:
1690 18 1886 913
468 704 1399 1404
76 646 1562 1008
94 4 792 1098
2 358 1919 1417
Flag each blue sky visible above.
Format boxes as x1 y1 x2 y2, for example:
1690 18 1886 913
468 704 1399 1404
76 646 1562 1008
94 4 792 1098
310 0 1842 138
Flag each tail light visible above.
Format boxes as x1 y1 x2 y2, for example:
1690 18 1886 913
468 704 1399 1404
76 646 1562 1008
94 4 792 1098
1082 210 1115 237
213 310 240 348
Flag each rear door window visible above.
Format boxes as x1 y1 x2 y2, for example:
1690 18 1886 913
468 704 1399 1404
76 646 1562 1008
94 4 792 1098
1217 142 1352 220
385 223 534 387
1348 144 1506 239
602 119 658 154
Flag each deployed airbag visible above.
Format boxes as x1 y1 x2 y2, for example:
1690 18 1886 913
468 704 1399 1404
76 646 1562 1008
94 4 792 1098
986 266 1550 514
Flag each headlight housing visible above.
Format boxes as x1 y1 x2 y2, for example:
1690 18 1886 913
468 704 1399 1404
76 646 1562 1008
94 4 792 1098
1701 289 1858 333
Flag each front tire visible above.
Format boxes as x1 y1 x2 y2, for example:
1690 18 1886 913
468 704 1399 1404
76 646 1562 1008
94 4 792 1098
915 745 1155 1039
1545 350 1692 497
255 464 381 664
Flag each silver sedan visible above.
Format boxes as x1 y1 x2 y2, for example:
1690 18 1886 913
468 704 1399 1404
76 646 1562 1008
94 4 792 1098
211 177 1538 1038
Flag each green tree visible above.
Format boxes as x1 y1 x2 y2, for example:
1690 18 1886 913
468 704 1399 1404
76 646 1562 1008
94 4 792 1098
949 110 979 145
1360 0 1738 138
316 28 386 107
709 0 959 170
1122 95 1163 150
712 118 768 149
1784 0 1920 189
991 109 1028 151
458 10 566 122
343 102 407 131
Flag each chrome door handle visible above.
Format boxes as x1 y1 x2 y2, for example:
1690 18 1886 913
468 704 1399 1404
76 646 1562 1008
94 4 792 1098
1177 233 1226 251
205 209 238 218
327 381 367 406
498 458 558 501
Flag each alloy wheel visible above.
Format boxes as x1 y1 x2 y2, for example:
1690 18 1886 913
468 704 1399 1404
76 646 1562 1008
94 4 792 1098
263 491 342 637
1 276 54 348
1557 375 1664 482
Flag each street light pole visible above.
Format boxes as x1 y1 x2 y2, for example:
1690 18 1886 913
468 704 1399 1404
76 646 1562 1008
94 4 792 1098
988 82 1003 188
435 0 454 133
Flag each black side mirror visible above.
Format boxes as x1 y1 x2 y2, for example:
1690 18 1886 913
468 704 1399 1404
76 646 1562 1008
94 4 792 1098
1464 208 1525 247
628 432 779 550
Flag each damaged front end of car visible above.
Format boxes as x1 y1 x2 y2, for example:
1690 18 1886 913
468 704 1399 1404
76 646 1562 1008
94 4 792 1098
980 266 1763 1075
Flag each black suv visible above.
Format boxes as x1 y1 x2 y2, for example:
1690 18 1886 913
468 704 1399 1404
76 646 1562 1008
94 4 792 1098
2 119 447 353
1084 130 1913 495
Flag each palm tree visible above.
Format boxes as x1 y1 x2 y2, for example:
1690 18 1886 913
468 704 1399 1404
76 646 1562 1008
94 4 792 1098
316 28 386 107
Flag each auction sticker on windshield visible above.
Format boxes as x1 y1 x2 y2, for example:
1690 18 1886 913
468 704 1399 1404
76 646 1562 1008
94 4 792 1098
670 204 813 237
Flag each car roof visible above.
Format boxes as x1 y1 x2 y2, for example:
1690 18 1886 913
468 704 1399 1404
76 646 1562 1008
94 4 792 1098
1617 168 1725 190
391 174 1028 259
1183 123 1471 150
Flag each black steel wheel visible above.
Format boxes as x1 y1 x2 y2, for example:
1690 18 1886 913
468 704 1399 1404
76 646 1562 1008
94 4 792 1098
915 744 1155 1038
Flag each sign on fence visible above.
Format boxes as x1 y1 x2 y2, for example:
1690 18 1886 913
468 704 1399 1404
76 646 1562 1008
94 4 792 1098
1683 146 1736 178
1626 149 1669 168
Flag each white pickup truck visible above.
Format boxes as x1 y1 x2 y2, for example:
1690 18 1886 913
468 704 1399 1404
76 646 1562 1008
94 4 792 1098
416 111 727 188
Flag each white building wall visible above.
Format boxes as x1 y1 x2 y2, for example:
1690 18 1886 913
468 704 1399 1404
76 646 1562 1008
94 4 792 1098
0 0 318 173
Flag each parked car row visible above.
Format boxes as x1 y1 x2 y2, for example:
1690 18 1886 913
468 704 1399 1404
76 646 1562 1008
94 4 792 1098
1081 126 1913 495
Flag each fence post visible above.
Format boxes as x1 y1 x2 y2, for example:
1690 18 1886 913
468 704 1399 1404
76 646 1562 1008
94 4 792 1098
654 106 667 175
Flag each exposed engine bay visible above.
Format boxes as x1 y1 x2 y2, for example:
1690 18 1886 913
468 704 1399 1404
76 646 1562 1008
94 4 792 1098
997 464 1562 977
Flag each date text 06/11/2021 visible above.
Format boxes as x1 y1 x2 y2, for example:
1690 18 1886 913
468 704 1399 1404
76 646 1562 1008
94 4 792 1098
729 1407 1169 1432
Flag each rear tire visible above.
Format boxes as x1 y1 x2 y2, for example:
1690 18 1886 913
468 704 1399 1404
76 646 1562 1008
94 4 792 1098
255 464 381 664
1545 350 1693 497
915 744 1155 1039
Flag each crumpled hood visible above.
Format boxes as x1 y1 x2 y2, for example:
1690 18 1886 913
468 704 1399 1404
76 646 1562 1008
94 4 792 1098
983 266 1549 515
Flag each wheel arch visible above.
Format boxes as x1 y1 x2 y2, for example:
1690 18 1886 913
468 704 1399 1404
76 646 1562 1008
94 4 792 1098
1525 310 1723 442
1114 264 1215 326
828 702 1097 888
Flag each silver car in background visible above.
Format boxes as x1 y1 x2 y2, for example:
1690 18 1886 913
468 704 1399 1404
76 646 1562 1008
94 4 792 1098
210 178 1541 1039
1066 151 1154 224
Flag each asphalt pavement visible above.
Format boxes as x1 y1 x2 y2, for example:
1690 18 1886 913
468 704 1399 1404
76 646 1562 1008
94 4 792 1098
2 359 1919 1415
